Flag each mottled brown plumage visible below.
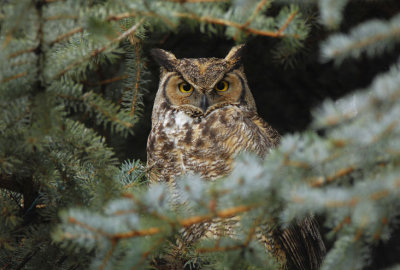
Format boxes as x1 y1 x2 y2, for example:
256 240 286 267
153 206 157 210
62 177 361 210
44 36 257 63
147 45 325 269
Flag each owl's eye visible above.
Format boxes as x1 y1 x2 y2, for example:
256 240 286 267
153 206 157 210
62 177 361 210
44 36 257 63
178 82 194 93
215 80 229 92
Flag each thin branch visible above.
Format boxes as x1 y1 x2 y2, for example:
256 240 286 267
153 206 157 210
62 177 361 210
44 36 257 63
55 18 145 79
174 12 300 38
8 47 37 59
99 239 117 270
84 75 129 86
67 204 256 241
310 166 355 187
45 15 78 21
0 72 28 84
277 10 298 35
234 0 270 40
333 216 351 233
49 27 83 46
243 0 270 28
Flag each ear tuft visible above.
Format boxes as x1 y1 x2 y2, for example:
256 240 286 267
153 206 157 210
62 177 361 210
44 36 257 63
225 44 246 68
150 48 178 71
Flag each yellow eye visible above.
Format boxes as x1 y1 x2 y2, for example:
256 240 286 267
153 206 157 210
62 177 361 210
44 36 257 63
215 80 229 92
178 82 193 93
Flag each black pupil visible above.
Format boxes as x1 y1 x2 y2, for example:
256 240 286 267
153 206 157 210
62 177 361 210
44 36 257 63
182 83 191 91
217 81 225 90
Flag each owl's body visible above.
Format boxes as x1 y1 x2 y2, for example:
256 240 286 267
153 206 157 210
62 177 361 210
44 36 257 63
147 45 325 270
148 104 279 182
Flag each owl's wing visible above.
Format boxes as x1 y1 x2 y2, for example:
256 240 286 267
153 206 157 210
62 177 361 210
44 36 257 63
248 112 281 150
278 216 326 270
249 113 326 269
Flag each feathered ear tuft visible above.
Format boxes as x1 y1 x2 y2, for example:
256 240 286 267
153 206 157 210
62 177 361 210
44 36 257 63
150 48 178 71
225 44 246 68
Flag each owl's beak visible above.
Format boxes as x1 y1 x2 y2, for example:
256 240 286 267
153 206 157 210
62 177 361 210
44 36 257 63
200 94 209 113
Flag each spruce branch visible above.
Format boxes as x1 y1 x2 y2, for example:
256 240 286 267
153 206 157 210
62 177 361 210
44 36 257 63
321 14 400 63
0 72 28 84
65 204 256 241
174 12 301 39
54 18 145 79
84 75 129 86
48 27 83 46
310 166 355 187
7 47 37 59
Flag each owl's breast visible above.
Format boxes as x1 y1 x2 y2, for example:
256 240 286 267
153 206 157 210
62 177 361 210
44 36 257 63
147 106 276 182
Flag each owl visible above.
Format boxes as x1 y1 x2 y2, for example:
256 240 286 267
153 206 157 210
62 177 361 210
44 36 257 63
147 45 325 270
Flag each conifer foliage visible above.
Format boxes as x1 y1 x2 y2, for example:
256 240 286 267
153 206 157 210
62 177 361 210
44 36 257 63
0 0 399 270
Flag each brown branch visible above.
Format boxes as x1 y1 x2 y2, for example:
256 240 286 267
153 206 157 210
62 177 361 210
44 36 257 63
112 227 161 239
48 11 170 46
310 166 355 187
174 12 300 38
0 72 28 84
128 165 138 175
325 197 359 208
277 10 298 35
84 75 129 86
234 0 270 40
45 15 78 21
197 244 244 253
67 204 256 241
333 216 351 233
99 239 117 270
243 0 269 28
48 27 83 46
8 47 37 59
55 18 145 79
283 159 311 169
68 217 112 237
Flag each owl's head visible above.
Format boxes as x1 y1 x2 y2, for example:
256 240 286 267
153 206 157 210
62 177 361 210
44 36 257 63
151 45 257 117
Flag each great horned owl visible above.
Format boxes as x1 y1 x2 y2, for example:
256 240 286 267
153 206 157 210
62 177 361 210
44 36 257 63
147 45 325 269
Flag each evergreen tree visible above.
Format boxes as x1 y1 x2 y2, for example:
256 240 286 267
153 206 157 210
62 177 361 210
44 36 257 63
0 0 399 269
